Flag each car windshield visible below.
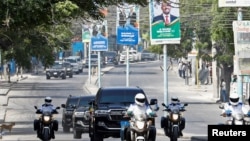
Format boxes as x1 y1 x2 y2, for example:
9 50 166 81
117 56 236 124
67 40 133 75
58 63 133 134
91 55 98 59
78 97 94 107
99 90 147 104
51 64 63 69
142 50 150 53
65 59 77 63
104 52 116 57
66 98 79 108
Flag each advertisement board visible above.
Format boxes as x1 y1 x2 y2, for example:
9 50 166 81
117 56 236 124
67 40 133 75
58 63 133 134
233 21 250 75
219 0 250 7
149 0 180 45
116 4 139 45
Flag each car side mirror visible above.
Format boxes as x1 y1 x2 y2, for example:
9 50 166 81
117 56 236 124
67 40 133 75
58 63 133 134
61 104 66 108
56 106 60 110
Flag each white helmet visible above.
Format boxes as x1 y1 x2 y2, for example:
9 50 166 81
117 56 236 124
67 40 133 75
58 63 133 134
229 93 239 106
135 93 146 107
171 96 179 104
45 96 52 104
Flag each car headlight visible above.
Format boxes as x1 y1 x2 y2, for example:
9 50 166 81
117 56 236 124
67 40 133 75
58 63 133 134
74 112 85 117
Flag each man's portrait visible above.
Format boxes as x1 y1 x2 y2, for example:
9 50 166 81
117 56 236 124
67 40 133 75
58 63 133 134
152 1 178 25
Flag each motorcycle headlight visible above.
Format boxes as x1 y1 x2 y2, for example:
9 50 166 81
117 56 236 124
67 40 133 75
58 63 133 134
136 121 145 129
43 116 50 122
172 114 179 121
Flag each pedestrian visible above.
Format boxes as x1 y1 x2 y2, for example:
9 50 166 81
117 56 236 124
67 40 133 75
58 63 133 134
220 78 227 103
178 61 183 77
6 63 11 83
181 63 187 79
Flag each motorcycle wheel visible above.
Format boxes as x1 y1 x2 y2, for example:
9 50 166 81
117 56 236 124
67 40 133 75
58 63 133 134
170 127 178 141
42 128 50 141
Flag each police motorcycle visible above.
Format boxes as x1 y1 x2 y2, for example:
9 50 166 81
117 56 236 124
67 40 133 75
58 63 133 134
121 99 159 141
161 102 188 141
124 111 157 141
219 104 250 125
34 106 60 141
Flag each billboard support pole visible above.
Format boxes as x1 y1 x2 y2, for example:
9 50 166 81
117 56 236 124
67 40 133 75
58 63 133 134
163 44 168 116
237 8 243 102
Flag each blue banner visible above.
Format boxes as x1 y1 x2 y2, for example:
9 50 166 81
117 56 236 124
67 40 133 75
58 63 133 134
117 25 139 45
116 4 139 45
91 35 108 51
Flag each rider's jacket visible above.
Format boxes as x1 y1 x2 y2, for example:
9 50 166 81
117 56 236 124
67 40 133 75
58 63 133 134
38 103 56 113
222 102 249 115
127 103 153 116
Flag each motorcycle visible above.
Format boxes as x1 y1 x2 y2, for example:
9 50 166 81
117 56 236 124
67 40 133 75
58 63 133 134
122 112 157 141
219 104 250 125
34 106 60 141
161 103 188 141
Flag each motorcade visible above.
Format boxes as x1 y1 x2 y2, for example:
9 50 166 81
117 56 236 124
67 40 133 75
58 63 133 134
61 95 80 132
72 95 95 139
45 61 67 80
88 86 159 141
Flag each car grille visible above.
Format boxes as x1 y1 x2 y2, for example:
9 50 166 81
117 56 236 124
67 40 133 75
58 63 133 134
109 110 125 120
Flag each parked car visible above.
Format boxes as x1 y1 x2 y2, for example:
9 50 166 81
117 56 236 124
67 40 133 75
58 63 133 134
61 95 80 132
119 51 134 64
45 61 67 79
103 51 119 65
88 86 159 141
72 95 95 139
141 49 157 61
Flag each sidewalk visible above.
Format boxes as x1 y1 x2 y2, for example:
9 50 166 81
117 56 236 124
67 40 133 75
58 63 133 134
0 73 32 123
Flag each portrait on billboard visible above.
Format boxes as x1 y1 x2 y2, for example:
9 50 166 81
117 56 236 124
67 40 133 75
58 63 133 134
152 0 178 25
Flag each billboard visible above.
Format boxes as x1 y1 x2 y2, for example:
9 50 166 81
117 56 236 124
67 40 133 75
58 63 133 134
116 4 139 45
219 0 250 7
233 21 250 75
149 0 180 45
90 20 108 51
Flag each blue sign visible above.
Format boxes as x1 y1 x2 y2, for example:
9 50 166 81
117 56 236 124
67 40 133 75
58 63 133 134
117 25 139 45
91 35 108 51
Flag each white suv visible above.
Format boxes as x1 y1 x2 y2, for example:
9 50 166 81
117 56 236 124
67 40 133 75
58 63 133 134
64 56 83 74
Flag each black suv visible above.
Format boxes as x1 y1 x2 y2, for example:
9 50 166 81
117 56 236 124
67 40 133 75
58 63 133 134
46 61 67 79
103 51 119 65
88 86 158 141
61 95 80 132
72 95 95 139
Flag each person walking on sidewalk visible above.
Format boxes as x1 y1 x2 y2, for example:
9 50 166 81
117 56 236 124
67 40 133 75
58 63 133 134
220 78 227 103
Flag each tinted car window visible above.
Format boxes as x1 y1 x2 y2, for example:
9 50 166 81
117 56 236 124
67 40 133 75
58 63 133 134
51 64 63 69
99 89 148 104
66 98 79 108
78 97 94 107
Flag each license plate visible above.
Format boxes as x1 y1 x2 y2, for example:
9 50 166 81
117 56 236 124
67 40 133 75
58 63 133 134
53 72 57 75
110 111 122 115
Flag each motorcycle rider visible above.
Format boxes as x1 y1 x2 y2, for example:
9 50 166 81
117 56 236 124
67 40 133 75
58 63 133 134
161 96 186 136
221 93 250 124
125 93 157 141
34 96 58 139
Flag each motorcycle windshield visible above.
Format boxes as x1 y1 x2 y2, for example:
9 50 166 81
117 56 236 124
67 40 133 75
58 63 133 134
134 113 147 121
41 107 53 115
170 106 180 113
